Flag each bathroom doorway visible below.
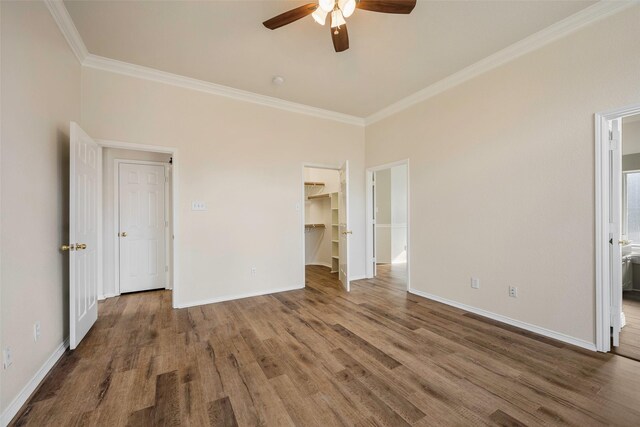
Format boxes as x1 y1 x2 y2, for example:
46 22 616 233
366 160 409 291
615 113 640 360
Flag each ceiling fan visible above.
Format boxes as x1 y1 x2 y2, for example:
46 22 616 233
263 0 417 53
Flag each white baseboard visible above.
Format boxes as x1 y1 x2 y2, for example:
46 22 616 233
408 288 597 352
175 285 304 309
98 292 118 301
306 262 333 269
350 275 366 281
1 338 69 426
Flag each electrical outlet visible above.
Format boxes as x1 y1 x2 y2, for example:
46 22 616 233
250 267 257 277
191 201 207 211
3 347 12 369
34 321 41 342
470 277 480 289
509 286 518 298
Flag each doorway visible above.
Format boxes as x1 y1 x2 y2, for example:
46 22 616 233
366 160 409 290
613 114 640 359
302 163 351 292
596 104 640 354
101 146 176 299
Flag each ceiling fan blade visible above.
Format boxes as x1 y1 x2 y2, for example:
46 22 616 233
330 23 349 52
356 0 416 14
263 3 318 30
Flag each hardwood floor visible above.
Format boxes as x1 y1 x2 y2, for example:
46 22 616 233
613 295 640 361
11 265 640 426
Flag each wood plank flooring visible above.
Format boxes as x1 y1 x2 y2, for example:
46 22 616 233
613 295 640 361
10 265 640 426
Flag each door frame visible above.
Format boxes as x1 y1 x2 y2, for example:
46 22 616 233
113 159 172 295
595 103 640 352
300 162 346 288
97 139 180 309
365 159 410 291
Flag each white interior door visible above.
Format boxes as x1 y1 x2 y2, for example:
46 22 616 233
372 172 377 277
119 163 166 293
69 122 99 350
339 161 350 291
610 118 623 347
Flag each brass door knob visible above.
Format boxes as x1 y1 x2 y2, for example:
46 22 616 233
619 240 631 246
61 244 75 251
119 232 128 237
76 243 87 250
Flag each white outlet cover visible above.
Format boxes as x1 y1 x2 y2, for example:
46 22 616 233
471 277 480 289
3 348 12 369
34 322 41 342
191 201 207 211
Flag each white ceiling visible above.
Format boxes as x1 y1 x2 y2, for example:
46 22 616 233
64 0 596 117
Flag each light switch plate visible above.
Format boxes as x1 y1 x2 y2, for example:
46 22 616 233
191 201 207 211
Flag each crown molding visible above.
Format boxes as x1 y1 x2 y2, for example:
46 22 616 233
82 54 365 126
364 0 638 125
44 1 364 127
45 0 635 128
44 0 88 63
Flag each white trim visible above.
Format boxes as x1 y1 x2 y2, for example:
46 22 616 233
409 288 597 352
365 159 410 291
83 55 364 127
175 285 304 309
1 338 69 426
595 103 640 352
306 262 333 269
350 275 366 282
96 139 180 308
364 1 637 125
45 1 363 126
43 0 88 63
98 292 118 301
46 0 634 129
113 159 171 296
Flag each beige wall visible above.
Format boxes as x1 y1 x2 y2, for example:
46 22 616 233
81 67 366 307
365 5 640 345
101 148 172 297
622 117 640 155
1 1 81 414
622 153 640 172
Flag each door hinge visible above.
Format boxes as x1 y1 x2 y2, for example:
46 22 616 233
165 265 169 272
609 134 618 151
165 220 169 227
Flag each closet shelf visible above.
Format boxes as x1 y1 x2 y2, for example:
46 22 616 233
332 256 339 260
307 194 330 200
305 224 325 229
332 240 338 243
304 181 325 187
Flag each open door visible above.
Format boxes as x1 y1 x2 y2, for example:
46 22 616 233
610 117 623 347
339 161 351 291
66 122 99 349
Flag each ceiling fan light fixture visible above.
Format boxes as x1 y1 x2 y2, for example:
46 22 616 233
330 9 346 28
339 0 356 18
319 0 336 13
312 8 328 25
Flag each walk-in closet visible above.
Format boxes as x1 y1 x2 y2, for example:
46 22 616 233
304 167 341 274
